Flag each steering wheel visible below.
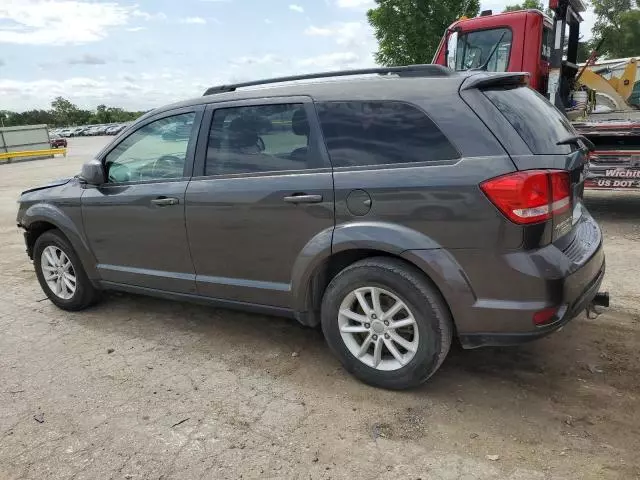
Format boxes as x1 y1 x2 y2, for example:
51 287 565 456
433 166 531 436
152 155 183 178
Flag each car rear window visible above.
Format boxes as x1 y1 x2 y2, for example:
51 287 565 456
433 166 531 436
484 86 575 154
316 101 459 168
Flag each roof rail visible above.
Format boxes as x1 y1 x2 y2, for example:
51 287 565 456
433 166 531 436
203 64 452 96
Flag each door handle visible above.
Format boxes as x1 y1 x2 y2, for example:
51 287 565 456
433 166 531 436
283 194 323 204
151 197 179 206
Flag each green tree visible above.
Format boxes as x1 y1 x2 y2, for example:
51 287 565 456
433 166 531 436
503 0 544 12
591 0 640 57
577 40 595 63
367 0 481 66
1 98 146 128
50 96 79 125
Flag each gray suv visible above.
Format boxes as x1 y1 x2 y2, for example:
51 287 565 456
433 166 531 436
17 65 607 389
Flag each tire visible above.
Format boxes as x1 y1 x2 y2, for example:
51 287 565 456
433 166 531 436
33 229 99 311
321 257 453 390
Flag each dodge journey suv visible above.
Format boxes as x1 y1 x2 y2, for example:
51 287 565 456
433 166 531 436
17 65 606 389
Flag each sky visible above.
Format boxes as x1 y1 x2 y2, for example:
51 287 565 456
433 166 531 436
0 0 596 112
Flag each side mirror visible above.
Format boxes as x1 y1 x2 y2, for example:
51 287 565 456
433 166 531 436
447 31 458 70
80 159 106 185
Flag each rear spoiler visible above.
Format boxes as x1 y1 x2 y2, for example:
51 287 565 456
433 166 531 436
460 72 530 91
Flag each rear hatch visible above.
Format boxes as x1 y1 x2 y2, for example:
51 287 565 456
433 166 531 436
481 81 589 243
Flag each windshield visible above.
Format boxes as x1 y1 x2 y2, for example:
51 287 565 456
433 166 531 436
455 28 512 72
484 86 575 154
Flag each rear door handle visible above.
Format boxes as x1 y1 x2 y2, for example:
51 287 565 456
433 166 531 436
283 194 323 204
151 197 179 206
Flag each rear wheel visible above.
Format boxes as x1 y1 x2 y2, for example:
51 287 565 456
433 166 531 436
321 257 452 390
33 229 99 311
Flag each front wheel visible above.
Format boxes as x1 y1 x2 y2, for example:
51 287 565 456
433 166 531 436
321 257 453 390
33 229 99 311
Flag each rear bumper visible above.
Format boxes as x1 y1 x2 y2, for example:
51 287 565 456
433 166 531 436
458 260 605 348
405 210 606 349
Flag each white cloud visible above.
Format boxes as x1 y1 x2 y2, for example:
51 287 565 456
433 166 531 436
230 54 282 67
289 4 304 13
336 0 375 9
127 27 147 32
68 54 107 65
180 17 207 24
0 71 218 111
132 10 167 21
305 21 376 49
0 0 136 45
298 52 360 69
304 26 333 36
302 21 377 70
264 18 274 24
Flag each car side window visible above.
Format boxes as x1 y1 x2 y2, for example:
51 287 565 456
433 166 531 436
205 103 322 176
316 101 459 168
104 112 195 183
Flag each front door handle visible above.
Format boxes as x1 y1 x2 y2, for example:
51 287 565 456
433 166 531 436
283 194 323 204
151 197 179 206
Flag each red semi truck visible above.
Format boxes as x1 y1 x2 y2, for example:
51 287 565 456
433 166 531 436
432 1 640 190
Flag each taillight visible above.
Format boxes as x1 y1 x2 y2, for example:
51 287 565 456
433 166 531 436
480 170 571 225
533 306 559 325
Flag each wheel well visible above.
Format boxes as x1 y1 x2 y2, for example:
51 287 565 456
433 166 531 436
302 248 458 342
24 221 57 259
302 249 403 327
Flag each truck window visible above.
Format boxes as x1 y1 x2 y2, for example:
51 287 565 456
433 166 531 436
484 86 575 154
541 25 552 60
456 28 512 72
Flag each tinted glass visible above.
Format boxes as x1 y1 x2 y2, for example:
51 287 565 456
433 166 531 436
456 28 512 72
316 101 459 168
484 86 575 154
105 112 195 182
206 104 321 175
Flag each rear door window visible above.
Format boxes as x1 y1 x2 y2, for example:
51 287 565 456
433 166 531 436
484 86 575 154
205 103 322 175
316 101 459 168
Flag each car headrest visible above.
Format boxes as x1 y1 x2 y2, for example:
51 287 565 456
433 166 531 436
228 117 259 148
292 108 309 136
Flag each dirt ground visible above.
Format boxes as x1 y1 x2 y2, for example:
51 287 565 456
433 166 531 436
1 137 639 480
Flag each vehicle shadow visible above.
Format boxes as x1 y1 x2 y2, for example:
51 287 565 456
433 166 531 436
69 291 637 403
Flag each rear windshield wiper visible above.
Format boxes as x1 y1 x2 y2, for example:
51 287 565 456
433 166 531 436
557 135 595 152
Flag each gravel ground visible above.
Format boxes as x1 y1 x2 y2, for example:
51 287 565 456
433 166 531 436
1 137 639 479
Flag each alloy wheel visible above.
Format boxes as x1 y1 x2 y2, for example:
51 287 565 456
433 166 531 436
40 246 77 300
337 286 419 371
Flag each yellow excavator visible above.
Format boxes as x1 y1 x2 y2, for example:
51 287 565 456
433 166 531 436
577 56 638 113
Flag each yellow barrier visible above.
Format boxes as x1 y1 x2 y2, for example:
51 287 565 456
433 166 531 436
0 148 67 162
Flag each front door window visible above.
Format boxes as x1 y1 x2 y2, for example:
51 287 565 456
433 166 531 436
104 112 196 183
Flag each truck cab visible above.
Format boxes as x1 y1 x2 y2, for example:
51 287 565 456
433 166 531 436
434 2 640 191
433 9 553 94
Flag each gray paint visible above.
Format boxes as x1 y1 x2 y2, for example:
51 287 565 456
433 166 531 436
16 70 605 348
